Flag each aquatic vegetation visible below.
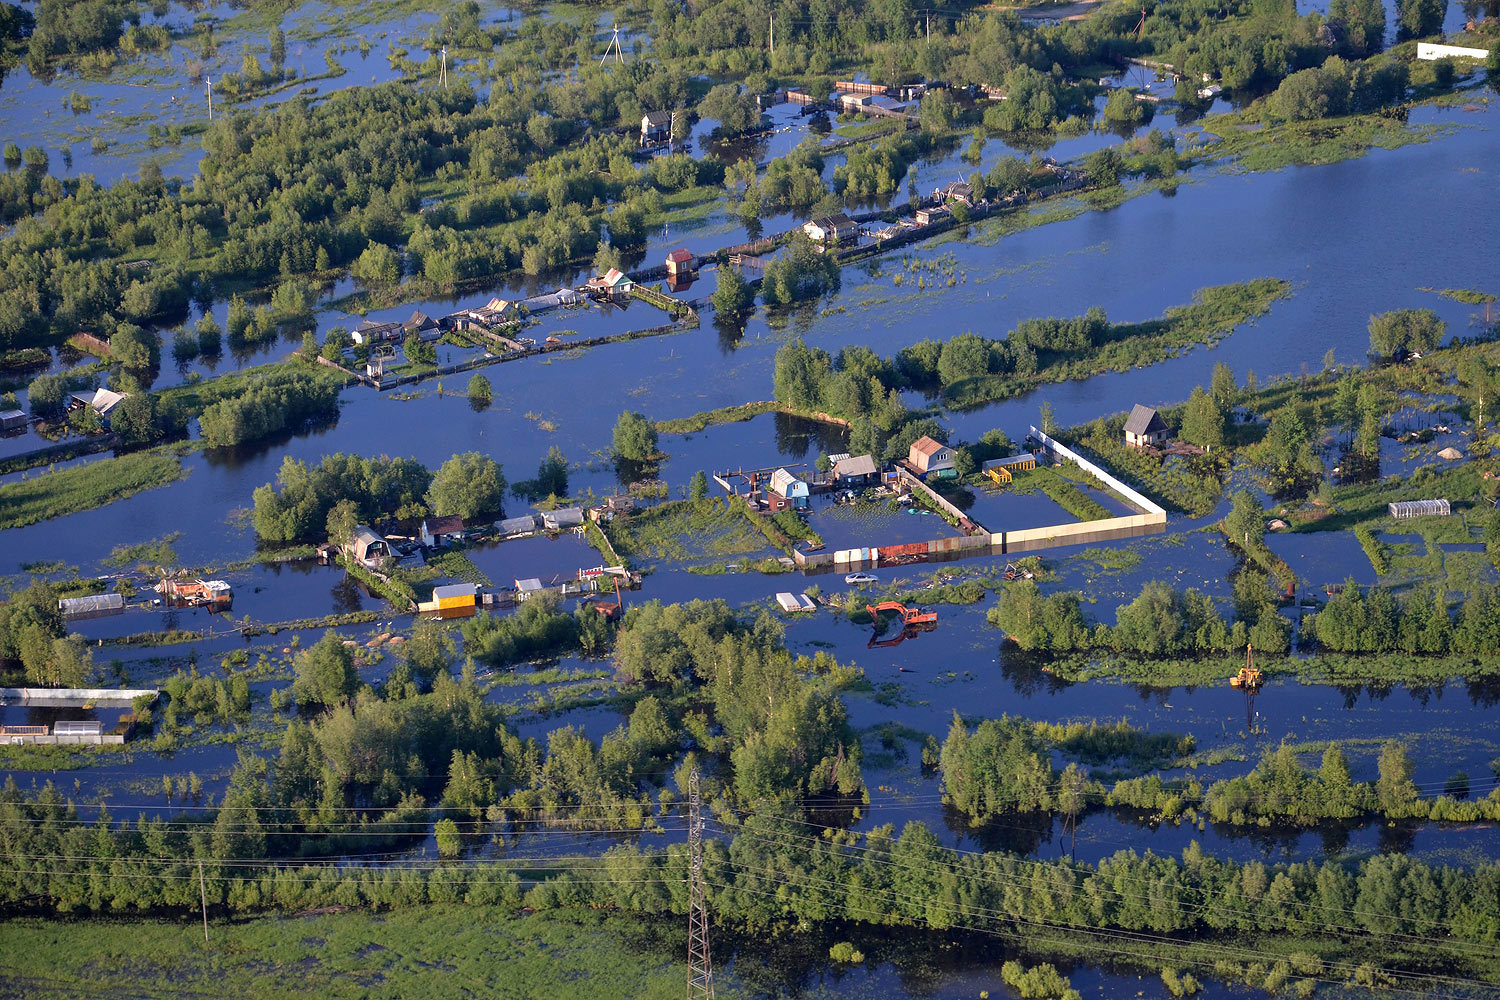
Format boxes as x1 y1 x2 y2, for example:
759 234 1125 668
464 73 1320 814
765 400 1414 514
0 451 185 530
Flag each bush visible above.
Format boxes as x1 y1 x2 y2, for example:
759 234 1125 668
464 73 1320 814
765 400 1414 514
613 411 658 461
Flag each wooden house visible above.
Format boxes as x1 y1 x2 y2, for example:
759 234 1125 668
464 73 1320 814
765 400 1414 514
420 515 466 548
908 436 956 477
769 468 810 509
803 213 858 243
1124 404 1168 448
832 454 879 486
0 408 26 432
914 204 951 226
346 526 391 568
641 111 671 145
665 248 696 276
587 268 634 298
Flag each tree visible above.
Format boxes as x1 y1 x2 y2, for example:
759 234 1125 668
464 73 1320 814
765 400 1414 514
711 264 753 318
1103 87 1147 126
699 83 759 136
351 243 400 285
27 372 67 418
291 633 358 707
467 374 492 403
109 392 159 447
591 240 622 275
1396 0 1446 38
1180 386 1225 450
1210 362 1237 413
269 25 286 68
689 470 709 500
1083 147 1124 187
1224 489 1265 551
1375 741 1419 815
429 452 506 520
1369 309 1445 360
325 498 359 548
535 446 568 498
937 333 991 385
612 411 658 461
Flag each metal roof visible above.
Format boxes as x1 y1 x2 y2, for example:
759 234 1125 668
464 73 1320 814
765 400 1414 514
1124 404 1166 435
59 593 124 615
432 583 478 601
910 436 947 457
833 455 878 477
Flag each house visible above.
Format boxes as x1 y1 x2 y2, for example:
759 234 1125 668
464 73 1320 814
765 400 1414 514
832 454 879 485
914 204 951 226
365 356 385 380
837 91 874 110
896 82 928 102
69 388 128 421
347 526 391 568
404 311 440 342
421 515 466 548
803 213 858 243
1124 404 1169 448
587 268 634 298
769 468 809 509
0 408 26 432
499 514 538 536
515 577 545 600
939 181 974 206
834 81 888 96
908 436 956 476
542 507 585 531
665 248 696 276
641 110 671 144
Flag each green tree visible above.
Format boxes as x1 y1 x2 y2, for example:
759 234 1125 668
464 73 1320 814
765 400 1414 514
434 817 461 857
1180 385 1224 450
689 470 709 500
429 452 506 521
1396 0 1446 37
711 264 753 318
1375 741 1419 816
1368 308 1445 360
351 243 400 285
612 411 659 461
1224 489 1265 551
325 498 359 548
467 374 492 403
699 83 760 136
291 632 358 708
535 445 568 498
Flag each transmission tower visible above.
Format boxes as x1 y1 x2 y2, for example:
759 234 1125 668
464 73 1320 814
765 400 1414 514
686 770 715 1000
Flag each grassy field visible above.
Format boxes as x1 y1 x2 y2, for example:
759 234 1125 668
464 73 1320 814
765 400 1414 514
611 499 769 563
0 907 710 1000
0 451 185 530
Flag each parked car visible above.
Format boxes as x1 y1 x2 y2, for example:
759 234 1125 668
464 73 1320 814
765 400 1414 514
844 572 878 585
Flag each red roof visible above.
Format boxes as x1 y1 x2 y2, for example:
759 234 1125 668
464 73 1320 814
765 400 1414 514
666 249 694 263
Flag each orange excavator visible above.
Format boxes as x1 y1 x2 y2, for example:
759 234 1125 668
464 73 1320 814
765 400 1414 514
865 601 938 627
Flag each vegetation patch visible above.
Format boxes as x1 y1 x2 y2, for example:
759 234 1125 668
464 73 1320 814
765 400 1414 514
0 451 185 530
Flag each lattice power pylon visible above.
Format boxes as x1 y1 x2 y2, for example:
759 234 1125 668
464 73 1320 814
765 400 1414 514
686 770 715 1000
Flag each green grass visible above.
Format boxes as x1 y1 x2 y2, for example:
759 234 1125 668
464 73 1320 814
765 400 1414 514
426 549 493 587
0 907 706 1000
611 498 769 563
0 451 186 530
103 533 180 569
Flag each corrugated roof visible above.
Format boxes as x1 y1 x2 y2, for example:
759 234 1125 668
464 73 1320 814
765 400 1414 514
59 593 124 615
516 578 544 591
432 583 478 601
834 455 878 477
499 515 538 534
770 468 806 494
1124 404 1166 435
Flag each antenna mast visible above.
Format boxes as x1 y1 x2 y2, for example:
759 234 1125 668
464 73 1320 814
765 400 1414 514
686 770 715 1000
600 24 624 66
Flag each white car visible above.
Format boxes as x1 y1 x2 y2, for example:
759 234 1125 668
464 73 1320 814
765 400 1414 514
844 572 878 585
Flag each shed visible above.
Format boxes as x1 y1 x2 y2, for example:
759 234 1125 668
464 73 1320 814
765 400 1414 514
421 515 466 548
641 110 671 144
404 310 438 334
1438 447 1465 461
58 593 125 618
665 248 696 275
71 387 127 419
803 213 858 243
348 526 390 567
499 514 538 536
543 507 585 530
515 578 544 599
837 92 874 109
1124 404 1168 448
868 95 908 114
0 409 25 432
914 205 951 226
769 468 809 508
431 583 479 612
983 452 1037 484
908 436 956 475
833 454 879 484
353 319 401 344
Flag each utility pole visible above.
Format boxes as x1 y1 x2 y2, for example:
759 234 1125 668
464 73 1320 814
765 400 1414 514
926 12 930 42
686 771 715 1000
205 77 213 121
769 14 774 57
198 860 210 943
440 46 448 88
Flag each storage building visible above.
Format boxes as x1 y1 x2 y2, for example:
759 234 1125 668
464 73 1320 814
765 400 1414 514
543 507 585 530
832 454 879 485
0 408 25 432
54 720 104 737
499 514 538 536
769 468 809 509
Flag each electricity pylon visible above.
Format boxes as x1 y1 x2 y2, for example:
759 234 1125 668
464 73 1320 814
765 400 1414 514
686 770 715 1000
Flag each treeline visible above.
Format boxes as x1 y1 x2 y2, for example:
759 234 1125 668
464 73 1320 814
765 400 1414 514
988 578 1290 657
1305 580 1500 656
461 596 613 666
0 580 92 687
940 716 1500 829
7 786 1500 976
769 281 1287 460
251 453 432 543
198 372 341 449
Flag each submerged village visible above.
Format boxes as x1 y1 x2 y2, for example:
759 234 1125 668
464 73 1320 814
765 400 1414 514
1 0 1500 997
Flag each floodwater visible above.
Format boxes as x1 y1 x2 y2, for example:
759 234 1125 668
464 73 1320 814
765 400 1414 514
3 7 1500 996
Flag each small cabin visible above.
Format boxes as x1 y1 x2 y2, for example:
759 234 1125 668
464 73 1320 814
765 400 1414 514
588 268 634 298
665 248 696 276
1124 404 1168 449
347 526 390 568
0 408 26 432
641 110 671 145
914 205 951 226
832 454 879 486
769 468 810 509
